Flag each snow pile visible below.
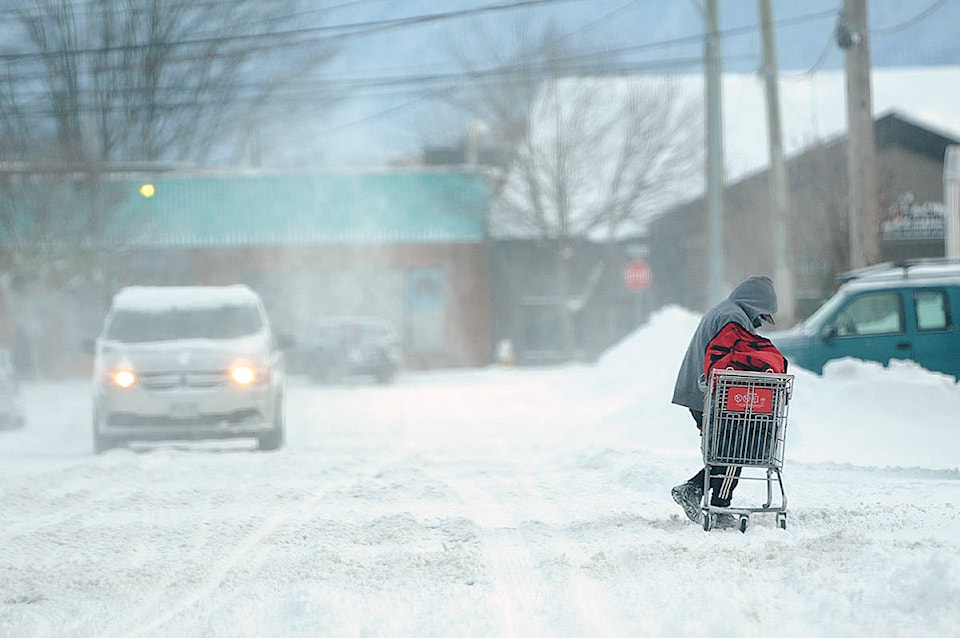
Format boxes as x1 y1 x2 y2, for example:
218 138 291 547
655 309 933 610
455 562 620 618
589 305 960 471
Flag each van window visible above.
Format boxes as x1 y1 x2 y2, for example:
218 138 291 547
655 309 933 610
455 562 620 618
830 291 904 336
914 290 951 331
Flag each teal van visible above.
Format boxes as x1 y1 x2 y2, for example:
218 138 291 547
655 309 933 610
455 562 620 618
769 260 960 379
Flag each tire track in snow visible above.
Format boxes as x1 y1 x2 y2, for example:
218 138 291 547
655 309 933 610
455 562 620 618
443 477 547 638
115 476 352 638
441 471 623 637
1 597 60 638
0 506 90 547
508 473 623 638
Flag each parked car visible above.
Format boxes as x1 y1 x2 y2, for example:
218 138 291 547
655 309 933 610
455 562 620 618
89 285 287 453
769 259 960 379
0 348 25 430
289 317 402 384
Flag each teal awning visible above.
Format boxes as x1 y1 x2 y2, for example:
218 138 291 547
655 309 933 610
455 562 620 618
2 169 491 248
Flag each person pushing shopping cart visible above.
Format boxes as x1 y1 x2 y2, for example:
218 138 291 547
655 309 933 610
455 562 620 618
670 275 794 532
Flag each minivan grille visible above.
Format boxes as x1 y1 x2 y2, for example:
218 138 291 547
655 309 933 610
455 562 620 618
139 371 226 391
107 409 262 427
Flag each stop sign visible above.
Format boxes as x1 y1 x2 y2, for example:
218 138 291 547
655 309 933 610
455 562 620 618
623 259 652 291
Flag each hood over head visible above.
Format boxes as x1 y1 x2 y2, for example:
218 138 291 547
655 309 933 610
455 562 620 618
728 275 778 322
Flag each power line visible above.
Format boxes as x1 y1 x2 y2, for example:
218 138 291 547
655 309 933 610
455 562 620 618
600 7 837 58
786 32 835 79
310 7 839 138
786 0 950 79
872 0 947 36
3 51 722 117
0 5 839 89
0 0 589 63
559 0 638 39
0 2 833 139
5 0 954 155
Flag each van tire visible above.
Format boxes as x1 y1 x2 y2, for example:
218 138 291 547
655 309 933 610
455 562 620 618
375 367 396 384
92 410 122 454
258 400 285 451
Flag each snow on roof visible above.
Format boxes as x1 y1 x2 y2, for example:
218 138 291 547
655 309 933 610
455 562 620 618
839 260 960 292
720 67 960 180
110 285 262 312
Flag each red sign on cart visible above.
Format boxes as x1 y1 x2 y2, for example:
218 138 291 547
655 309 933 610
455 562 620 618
727 386 773 413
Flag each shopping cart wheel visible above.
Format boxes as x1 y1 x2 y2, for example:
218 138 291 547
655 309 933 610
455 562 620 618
703 513 713 532
777 513 787 530
739 516 748 534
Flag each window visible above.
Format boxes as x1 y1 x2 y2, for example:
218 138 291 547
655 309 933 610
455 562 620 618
831 291 904 336
914 290 951 331
406 268 445 352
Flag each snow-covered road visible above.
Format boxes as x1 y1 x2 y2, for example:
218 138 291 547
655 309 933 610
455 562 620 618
2 308 959 637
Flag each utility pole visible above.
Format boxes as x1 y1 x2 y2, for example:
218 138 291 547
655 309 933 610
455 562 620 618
946 146 960 259
758 0 795 325
704 0 725 305
839 0 880 268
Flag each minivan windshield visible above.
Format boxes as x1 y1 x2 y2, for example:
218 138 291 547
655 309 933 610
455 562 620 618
105 305 264 342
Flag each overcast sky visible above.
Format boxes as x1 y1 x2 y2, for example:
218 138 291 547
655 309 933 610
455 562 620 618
311 0 960 166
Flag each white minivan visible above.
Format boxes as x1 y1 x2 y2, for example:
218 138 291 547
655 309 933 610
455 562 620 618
91 285 286 453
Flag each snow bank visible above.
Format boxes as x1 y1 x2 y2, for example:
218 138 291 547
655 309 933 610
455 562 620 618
590 305 960 471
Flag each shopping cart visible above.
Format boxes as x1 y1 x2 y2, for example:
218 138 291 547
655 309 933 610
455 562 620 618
700 369 794 532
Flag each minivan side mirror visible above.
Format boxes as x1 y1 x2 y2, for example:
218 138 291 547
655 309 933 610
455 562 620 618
819 325 837 342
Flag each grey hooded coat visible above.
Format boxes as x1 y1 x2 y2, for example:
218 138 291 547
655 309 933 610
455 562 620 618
671 275 779 411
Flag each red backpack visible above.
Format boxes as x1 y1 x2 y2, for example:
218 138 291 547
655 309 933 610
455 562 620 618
703 322 788 377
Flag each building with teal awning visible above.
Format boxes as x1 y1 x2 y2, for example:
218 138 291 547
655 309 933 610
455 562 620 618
0 167 494 376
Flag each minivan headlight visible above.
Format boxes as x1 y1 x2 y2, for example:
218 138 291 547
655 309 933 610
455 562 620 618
111 369 137 389
229 360 266 386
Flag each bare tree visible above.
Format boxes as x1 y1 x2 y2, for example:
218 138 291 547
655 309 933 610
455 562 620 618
441 19 561 166
436 21 702 357
0 0 339 164
495 77 701 239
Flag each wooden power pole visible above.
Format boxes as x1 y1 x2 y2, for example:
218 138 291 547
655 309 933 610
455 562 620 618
839 0 880 268
704 0 725 305
758 0 795 325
